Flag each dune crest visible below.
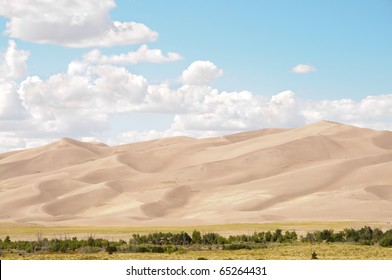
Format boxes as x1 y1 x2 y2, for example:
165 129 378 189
1 121 392 226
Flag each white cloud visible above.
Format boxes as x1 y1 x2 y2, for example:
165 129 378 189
0 40 30 81
291 64 317 74
0 82 26 120
1 44 391 152
83 45 182 65
181 60 223 85
0 41 29 120
16 55 389 143
112 127 231 146
113 129 183 145
18 63 148 135
112 91 392 146
168 90 302 132
0 0 157 47
0 132 25 152
0 132 56 152
301 94 392 126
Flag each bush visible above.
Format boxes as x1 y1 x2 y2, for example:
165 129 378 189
372 228 384 244
314 229 335 242
78 246 101 254
151 246 165 253
332 232 344 242
172 232 192 246
135 246 149 253
264 231 272 242
163 245 178 254
105 245 117 254
284 231 298 242
302 232 316 243
202 232 222 245
192 230 202 244
380 230 392 247
59 243 68 253
343 228 360 242
272 229 282 242
223 243 251 250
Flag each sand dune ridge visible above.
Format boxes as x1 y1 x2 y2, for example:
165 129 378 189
1 121 392 226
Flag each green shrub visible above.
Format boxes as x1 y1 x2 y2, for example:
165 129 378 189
314 229 335 242
380 230 392 247
223 243 251 250
202 232 223 245
78 246 101 254
163 245 178 253
192 230 202 244
105 245 117 254
343 228 360 242
135 246 149 253
151 246 165 253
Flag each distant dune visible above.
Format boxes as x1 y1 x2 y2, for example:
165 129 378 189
1 121 392 226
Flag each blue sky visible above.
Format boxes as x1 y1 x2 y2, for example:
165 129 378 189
0 0 391 151
117 0 392 99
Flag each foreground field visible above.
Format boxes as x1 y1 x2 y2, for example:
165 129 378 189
2 243 392 260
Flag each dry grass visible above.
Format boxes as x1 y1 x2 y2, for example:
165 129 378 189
2 243 392 260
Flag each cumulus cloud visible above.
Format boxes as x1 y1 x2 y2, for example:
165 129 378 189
18 63 148 135
167 90 303 132
0 132 57 152
0 41 29 121
0 82 26 120
0 0 157 47
291 64 317 74
83 45 182 65
115 91 392 146
1 42 392 152
181 60 223 85
301 94 392 126
0 40 30 81
113 127 230 146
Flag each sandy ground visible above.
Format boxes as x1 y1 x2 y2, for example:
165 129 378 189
1 121 392 226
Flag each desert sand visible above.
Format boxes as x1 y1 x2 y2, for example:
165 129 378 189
1 121 392 226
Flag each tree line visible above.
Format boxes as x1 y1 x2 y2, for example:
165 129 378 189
301 226 392 246
0 226 391 255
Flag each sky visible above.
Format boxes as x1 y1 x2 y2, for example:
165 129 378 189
0 0 391 151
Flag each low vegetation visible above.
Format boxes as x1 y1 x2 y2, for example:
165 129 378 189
1 226 392 259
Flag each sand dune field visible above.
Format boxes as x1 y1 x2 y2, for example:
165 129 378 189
1 121 392 226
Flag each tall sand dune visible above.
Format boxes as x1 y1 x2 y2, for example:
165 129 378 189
1 121 392 226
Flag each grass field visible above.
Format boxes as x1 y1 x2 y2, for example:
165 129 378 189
2 243 392 260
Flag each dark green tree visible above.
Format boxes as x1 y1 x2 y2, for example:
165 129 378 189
192 230 202 244
380 230 392 247
106 245 117 254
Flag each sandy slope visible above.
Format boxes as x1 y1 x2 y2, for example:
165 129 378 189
1 121 392 226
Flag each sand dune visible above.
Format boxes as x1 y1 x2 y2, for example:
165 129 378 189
1 121 392 226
